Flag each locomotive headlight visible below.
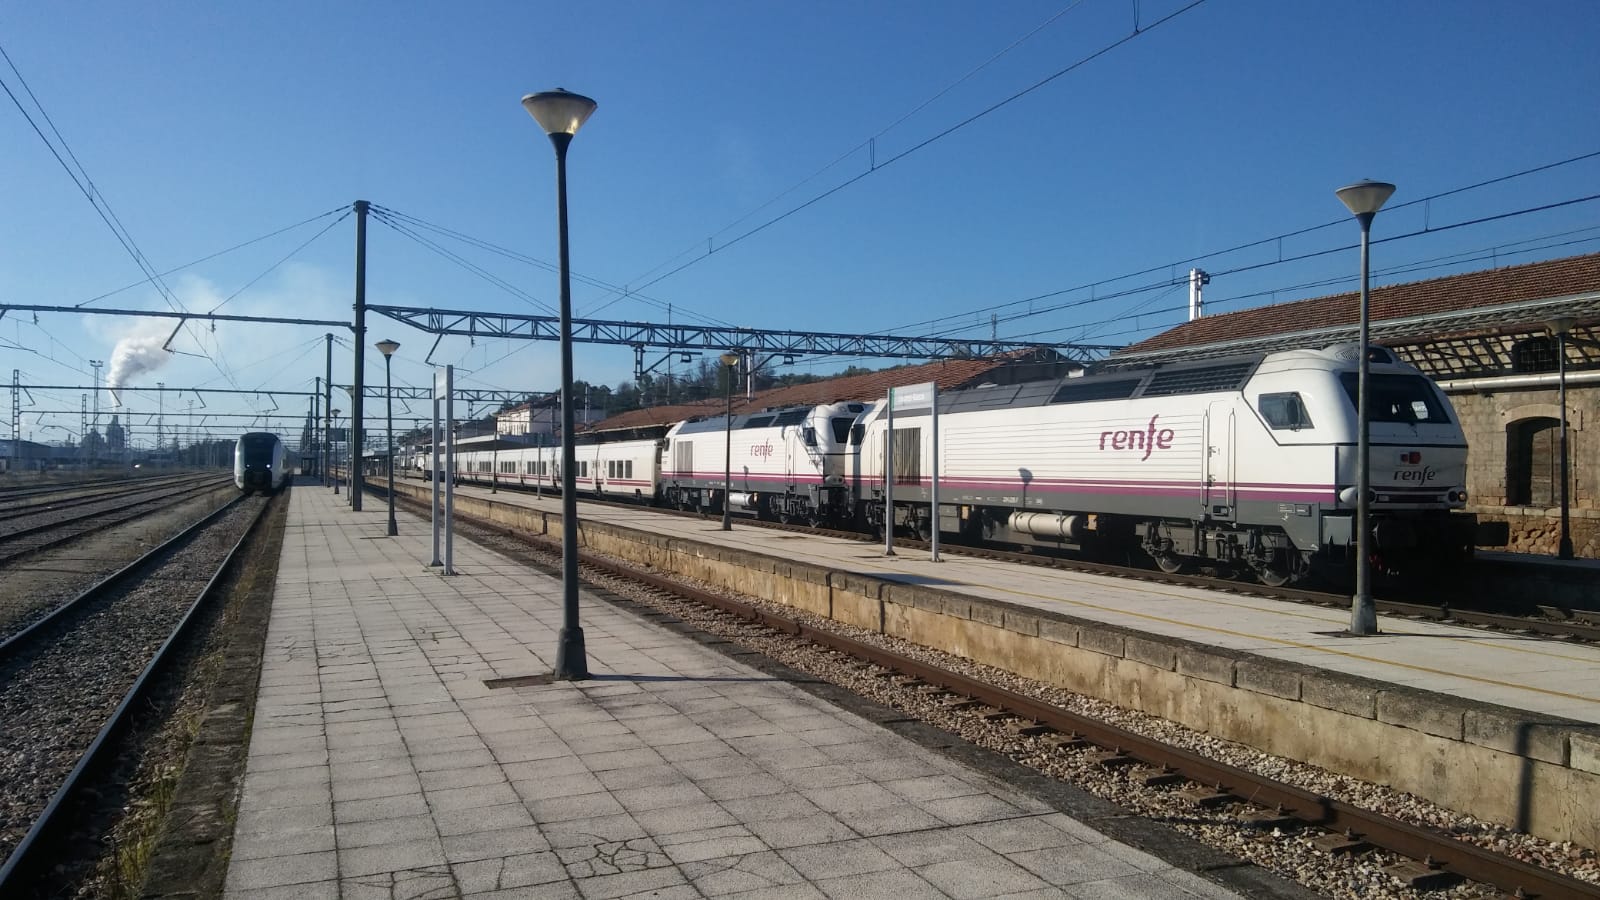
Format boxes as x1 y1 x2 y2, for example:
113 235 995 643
1338 486 1360 506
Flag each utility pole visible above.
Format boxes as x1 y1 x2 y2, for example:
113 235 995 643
351 200 369 510
324 333 334 487
157 382 164 454
80 394 88 468
89 360 103 467
312 376 322 477
10 369 19 470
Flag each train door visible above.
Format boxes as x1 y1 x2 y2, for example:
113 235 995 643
1202 402 1236 520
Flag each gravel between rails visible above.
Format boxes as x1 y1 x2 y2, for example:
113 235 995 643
0 484 240 642
0 497 268 870
447 512 1598 900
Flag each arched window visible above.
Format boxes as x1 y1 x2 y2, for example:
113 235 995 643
1506 417 1560 506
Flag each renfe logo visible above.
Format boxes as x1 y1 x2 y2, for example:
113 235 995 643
751 441 775 459
1100 415 1176 461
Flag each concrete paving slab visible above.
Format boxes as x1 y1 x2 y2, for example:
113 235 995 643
221 483 1264 899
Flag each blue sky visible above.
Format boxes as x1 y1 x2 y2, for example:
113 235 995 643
3 0 1598 447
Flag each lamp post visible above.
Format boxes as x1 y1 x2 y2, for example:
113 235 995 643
376 339 400 536
1547 317 1576 560
523 87 597 681
720 351 739 530
331 409 342 494
1335 179 1396 636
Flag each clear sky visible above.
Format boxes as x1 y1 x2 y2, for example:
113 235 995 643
3 0 1598 447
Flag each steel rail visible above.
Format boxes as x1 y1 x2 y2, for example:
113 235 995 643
0 494 245 658
0 473 215 517
0 478 231 566
386 476 1600 643
569 549 1600 900
0 495 270 888
387 485 1600 896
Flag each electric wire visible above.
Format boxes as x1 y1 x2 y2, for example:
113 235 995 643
71 206 352 308
597 0 1210 303
894 150 1600 336
369 208 558 315
0 42 240 391
369 204 737 328
207 210 352 313
589 0 1093 314
1005 229 1600 344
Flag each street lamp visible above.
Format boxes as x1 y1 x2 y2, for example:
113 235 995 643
376 339 400 536
1547 316 1576 560
524 87 598 681
1335 179 1396 636
330 409 342 494
720 350 739 531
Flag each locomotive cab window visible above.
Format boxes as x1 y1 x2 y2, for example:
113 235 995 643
831 417 855 444
1258 392 1313 430
1338 373 1450 424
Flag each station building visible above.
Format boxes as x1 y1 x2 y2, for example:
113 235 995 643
1115 252 1600 557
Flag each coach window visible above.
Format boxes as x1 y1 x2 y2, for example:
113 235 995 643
1258 392 1313 430
625 461 634 479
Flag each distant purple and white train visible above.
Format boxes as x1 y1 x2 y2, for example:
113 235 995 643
405 343 1476 585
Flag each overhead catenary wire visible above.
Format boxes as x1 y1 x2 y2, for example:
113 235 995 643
370 204 739 329
586 0 1095 316
206 210 353 314
594 0 1210 304
68 206 353 308
892 149 1600 337
1 41 241 392
370 208 558 316
1004 228 1600 345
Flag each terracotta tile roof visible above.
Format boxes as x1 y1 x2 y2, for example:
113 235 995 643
585 352 1068 435
1119 252 1600 356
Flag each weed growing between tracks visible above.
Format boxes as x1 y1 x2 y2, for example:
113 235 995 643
60 493 289 900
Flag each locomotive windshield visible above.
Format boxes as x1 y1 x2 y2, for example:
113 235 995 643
239 432 278 464
1338 373 1451 424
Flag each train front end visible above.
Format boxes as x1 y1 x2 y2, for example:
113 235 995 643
234 432 282 495
1321 346 1477 577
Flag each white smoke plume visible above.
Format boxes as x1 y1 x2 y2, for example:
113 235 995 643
105 333 172 405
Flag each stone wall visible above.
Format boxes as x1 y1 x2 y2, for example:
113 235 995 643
1447 380 1596 557
390 480 1600 847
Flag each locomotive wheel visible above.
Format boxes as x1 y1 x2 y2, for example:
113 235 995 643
1153 552 1186 574
1255 552 1293 587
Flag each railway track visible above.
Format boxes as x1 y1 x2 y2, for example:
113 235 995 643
0 493 271 891
401 490 1600 899
0 475 231 566
0 470 208 512
400 477 1600 644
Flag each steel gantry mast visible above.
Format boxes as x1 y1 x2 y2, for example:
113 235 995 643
9 370 19 467
365 305 1119 379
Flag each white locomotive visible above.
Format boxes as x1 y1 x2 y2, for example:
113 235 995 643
411 343 1476 585
855 343 1474 585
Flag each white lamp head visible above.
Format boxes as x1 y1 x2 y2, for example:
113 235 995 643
521 89 598 137
1335 180 1397 217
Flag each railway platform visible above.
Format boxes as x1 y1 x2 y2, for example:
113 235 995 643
218 482 1276 899
381 477 1600 852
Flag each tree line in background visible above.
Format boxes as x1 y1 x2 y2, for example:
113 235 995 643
391 359 890 446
